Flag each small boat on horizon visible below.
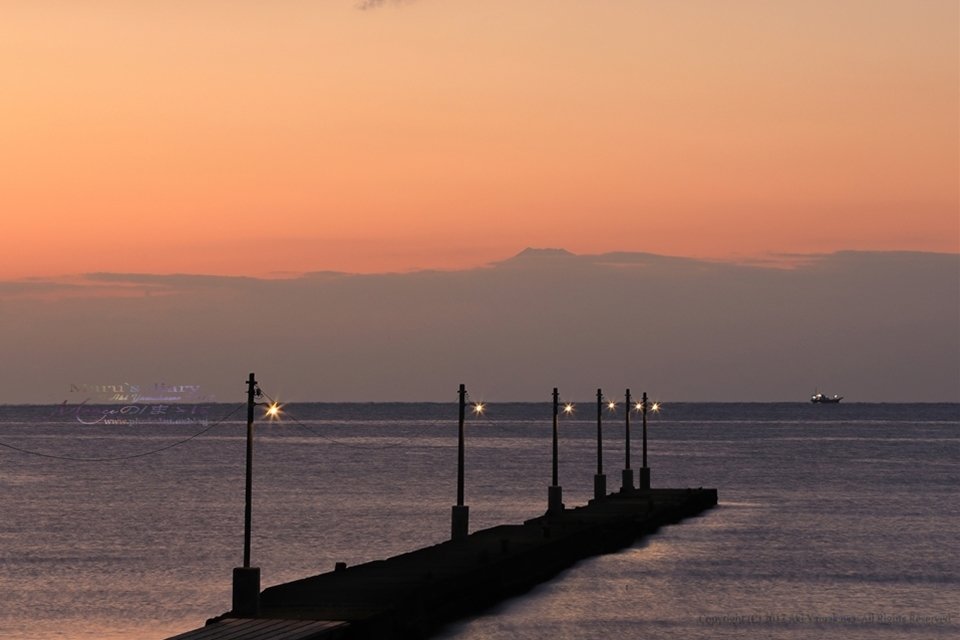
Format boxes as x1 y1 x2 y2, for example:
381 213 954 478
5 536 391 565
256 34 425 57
811 391 842 404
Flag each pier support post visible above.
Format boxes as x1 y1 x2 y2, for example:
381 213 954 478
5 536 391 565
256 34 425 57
451 505 469 540
232 567 260 617
594 474 606 500
548 485 564 514
639 467 650 490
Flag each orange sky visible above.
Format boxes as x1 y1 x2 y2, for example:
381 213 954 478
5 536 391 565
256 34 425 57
1 0 957 279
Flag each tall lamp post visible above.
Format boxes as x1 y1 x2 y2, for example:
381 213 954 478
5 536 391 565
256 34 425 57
640 391 651 490
231 373 280 616
451 384 470 540
621 388 634 492
548 388 564 514
233 373 260 617
594 389 606 500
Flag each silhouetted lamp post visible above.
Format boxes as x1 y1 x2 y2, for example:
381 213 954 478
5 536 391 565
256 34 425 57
451 384 469 540
231 373 280 617
640 392 651 490
233 372 261 617
594 389 606 500
621 389 634 492
547 388 566 514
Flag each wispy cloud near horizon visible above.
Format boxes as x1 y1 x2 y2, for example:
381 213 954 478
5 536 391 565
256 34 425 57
355 0 415 10
0 248 954 302
1 250 956 403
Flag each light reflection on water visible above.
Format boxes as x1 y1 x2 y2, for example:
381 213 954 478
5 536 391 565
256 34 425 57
0 403 957 639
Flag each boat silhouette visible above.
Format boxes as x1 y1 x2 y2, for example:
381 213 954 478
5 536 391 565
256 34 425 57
811 390 842 404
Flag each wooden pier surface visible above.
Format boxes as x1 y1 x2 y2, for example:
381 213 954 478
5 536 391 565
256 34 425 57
170 487 717 640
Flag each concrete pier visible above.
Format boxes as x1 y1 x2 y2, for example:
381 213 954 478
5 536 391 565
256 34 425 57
593 473 606 500
182 487 716 640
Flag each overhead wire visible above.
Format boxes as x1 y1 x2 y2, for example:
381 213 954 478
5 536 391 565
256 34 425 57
0 402 246 462
0 392 651 460
259 390 460 450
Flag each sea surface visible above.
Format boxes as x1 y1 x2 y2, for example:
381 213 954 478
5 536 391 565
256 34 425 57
0 402 956 639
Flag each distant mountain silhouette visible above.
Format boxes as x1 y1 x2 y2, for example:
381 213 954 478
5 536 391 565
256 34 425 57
496 247 577 265
0 250 957 402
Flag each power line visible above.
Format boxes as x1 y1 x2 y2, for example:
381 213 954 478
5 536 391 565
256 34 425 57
260 391 457 450
0 403 245 462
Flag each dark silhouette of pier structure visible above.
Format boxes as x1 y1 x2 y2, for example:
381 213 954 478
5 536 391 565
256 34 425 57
167 378 716 640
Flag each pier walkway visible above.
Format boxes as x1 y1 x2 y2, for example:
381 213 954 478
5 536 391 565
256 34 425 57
168 487 716 640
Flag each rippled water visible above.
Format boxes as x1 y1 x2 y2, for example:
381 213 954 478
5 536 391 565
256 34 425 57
0 402 956 639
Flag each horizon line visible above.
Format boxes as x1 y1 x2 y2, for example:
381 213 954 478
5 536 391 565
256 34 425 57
6 247 959 283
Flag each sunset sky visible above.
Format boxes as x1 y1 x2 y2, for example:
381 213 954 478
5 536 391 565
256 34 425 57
2 0 957 279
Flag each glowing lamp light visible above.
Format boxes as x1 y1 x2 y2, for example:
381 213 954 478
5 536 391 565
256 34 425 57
607 401 616 410
634 402 643 411
652 403 660 412
473 402 485 415
563 403 574 414
265 403 281 419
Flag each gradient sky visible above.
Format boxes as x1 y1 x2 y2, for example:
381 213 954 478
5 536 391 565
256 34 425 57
2 1 957 279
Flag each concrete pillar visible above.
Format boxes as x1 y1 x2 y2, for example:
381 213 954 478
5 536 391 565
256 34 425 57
451 505 469 541
548 485 564 514
594 473 606 500
232 567 260 617
640 467 651 490
621 468 634 492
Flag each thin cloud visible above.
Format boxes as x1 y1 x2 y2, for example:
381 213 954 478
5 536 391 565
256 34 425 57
356 0 414 10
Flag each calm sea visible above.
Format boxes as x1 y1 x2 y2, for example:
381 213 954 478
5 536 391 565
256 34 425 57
0 402 956 639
